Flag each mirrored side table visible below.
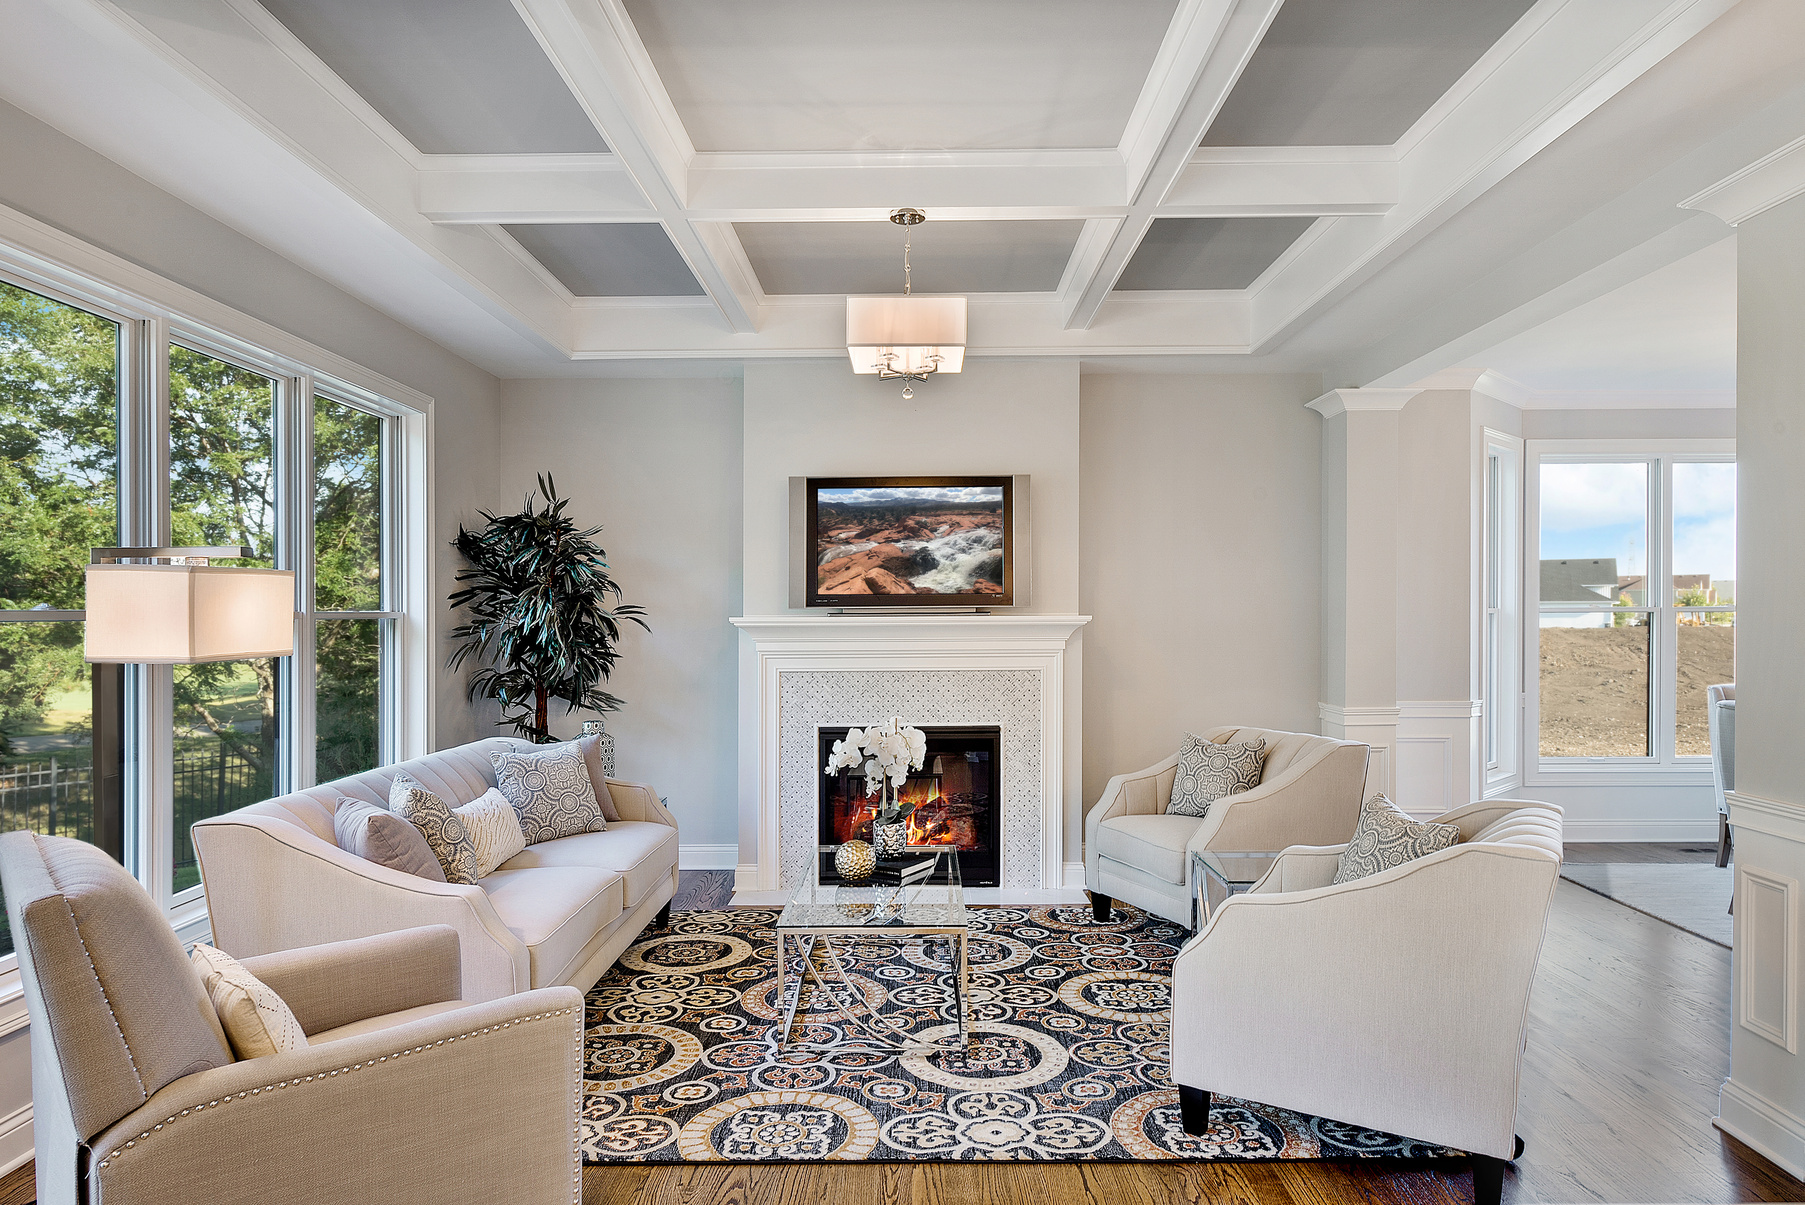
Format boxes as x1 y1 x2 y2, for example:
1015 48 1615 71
1190 850 1282 931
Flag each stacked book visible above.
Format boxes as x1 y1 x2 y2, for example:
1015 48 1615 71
867 855 939 887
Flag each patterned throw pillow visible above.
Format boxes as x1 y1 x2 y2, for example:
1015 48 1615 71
491 743 608 845
390 775 482 885
1166 732 1267 818
1331 794 1462 885
333 798 448 882
455 787 529 878
190 943 307 1059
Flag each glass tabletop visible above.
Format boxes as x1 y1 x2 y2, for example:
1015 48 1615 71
777 845 969 930
1192 850 1283 887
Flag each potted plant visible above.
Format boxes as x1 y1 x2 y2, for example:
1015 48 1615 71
826 717 927 856
447 475 648 742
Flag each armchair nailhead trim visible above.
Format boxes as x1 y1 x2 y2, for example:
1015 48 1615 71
94 1007 579 1170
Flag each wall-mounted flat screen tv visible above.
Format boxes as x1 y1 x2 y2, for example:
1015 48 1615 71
804 476 1014 608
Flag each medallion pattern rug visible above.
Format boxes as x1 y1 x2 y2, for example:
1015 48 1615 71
580 905 1453 1164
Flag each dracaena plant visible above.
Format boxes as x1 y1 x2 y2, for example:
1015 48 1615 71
447 475 648 742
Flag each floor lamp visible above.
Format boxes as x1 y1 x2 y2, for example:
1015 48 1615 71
84 547 295 864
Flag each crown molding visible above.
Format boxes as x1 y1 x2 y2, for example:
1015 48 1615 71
1681 133 1805 226
1306 387 1422 418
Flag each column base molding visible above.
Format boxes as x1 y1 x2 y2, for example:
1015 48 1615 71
1718 1077 1805 1181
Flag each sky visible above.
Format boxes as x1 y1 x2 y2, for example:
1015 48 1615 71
1539 460 1735 586
819 486 1003 506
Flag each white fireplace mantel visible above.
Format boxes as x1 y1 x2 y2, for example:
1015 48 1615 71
731 613 1089 903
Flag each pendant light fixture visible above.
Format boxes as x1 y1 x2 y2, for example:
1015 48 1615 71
846 208 967 400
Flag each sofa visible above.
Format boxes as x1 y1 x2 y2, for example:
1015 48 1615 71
1084 725 1370 926
192 737 678 1002
1170 799 1563 1205
2 831 583 1205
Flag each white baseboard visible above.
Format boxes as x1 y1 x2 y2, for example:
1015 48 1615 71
1063 861 1086 890
677 844 738 871
1718 1077 1805 1181
0 1102 32 1179
1562 820 1719 843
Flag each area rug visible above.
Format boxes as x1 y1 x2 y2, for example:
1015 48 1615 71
1560 863 1733 947
579 905 1454 1163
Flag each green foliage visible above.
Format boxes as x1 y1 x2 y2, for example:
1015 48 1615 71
448 476 648 742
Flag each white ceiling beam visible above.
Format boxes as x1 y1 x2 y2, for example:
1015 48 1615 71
418 155 652 224
510 0 762 331
1059 0 1288 331
415 148 1399 224
1248 0 1742 355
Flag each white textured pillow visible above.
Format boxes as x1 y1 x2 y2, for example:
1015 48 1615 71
456 787 528 878
190 943 307 1060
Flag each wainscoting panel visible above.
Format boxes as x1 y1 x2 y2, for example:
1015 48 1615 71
1738 865 1799 1053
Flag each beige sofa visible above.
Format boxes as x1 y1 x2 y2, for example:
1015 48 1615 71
1169 800 1563 1205
2 831 583 1205
1085 725 1369 926
193 737 678 1002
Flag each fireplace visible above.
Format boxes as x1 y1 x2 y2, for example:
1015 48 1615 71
818 725 1001 886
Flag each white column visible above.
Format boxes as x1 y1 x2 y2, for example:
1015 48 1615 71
1310 388 1420 799
1687 138 1805 1180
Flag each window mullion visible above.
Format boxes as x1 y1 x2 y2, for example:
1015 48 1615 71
283 374 315 790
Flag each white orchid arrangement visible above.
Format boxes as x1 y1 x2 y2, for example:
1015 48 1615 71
826 716 928 826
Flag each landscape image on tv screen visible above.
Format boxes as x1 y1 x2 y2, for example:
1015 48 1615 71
814 482 1006 599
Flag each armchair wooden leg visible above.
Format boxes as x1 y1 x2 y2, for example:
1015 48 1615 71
1178 1085 1210 1136
1090 892 1113 923
1472 1153 1505 1205
654 901 672 928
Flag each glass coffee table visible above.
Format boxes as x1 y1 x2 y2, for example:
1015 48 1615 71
774 845 970 1056
1190 850 1282 930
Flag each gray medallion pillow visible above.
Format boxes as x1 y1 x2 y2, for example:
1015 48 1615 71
491 742 608 845
1166 732 1267 818
1331 793 1462 885
389 775 481 885
333 797 447 882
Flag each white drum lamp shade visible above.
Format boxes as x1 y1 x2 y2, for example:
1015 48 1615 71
84 564 296 663
846 295 967 376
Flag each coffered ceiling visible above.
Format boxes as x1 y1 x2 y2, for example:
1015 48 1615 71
0 0 1799 381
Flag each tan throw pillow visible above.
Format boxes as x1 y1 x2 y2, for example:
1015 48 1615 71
456 787 529 878
334 798 448 882
575 734 622 823
190 943 307 1060
1331 794 1462 885
390 775 482 885
491 743 608 845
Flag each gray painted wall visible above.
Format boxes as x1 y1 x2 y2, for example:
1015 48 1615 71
1078 373 1323 806
1397 391 1477 702
1520 407 1734 440
495 378 743 850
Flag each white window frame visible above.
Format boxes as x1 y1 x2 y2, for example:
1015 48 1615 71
1481 430 1523 798
1524 438 1734 787
0 202 434 974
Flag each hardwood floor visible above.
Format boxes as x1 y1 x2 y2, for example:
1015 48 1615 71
1562 842 1720 865
2 859 1792 1204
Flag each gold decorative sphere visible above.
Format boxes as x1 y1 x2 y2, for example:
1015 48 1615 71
834 840 876 881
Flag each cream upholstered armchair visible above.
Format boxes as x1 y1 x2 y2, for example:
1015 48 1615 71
1 832 584 1205
1170 800 1563 1205
1084 726 1369 926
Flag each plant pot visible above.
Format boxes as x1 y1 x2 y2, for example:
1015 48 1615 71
873 822 908 858
580 718 616 777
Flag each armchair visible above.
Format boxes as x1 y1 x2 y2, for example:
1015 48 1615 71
1084 726 1369 926
1169 799 1563 1205
1708 683 1734 867
1 832 584 1205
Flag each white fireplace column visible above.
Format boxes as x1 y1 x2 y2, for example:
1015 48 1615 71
730 614 1089 904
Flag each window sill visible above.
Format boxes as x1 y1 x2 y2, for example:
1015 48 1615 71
1528 762 1713 787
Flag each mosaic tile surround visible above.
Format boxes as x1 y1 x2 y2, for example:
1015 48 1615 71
777 670 1046 891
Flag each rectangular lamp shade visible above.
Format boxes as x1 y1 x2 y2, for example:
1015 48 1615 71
846 295 966 375
84 564 296 663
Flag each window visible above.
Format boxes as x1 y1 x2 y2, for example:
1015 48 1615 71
0 225 429 963
1527 441 1735 776
1481 433 1522 794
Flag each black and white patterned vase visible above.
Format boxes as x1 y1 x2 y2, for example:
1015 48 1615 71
581 718 616 778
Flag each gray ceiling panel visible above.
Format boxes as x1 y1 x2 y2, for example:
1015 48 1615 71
259 0 608 154
1115 217 1315 291
736 220 1086 296
1202 0 1538 146
505 224 703 296
623 0 1179 152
